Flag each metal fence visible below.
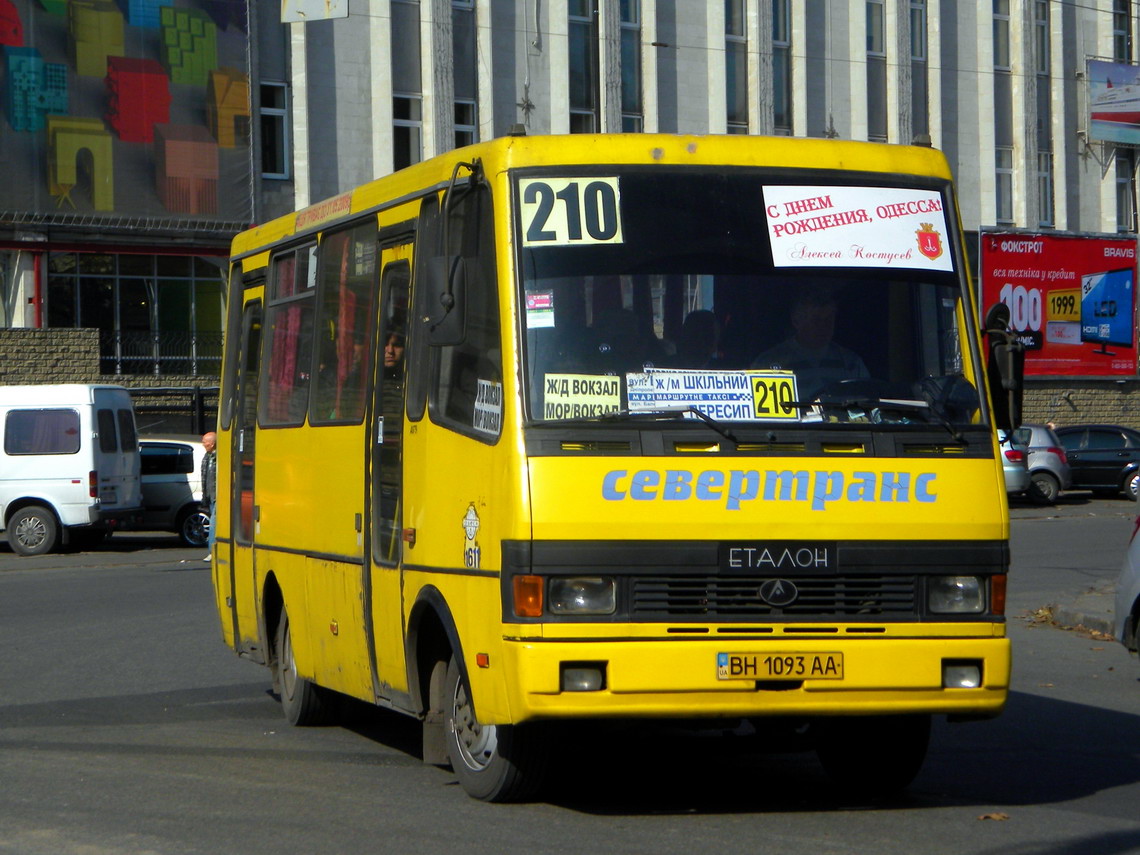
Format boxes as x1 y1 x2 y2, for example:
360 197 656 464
129 386 219 437
99 330 224 377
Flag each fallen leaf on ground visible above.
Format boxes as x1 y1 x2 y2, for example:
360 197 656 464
978 812 1010 821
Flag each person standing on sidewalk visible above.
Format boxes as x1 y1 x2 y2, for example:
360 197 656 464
200 431 217 561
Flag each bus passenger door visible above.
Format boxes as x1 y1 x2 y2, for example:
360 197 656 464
229 299 262 654
367 248 412 700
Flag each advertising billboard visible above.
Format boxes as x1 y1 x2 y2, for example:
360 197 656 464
980 231 1138 376
1088 59 1140 146
0 0 253 230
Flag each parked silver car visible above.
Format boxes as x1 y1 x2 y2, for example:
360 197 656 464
998 429 1030 497
136 439 208 547
1014 424 1072 505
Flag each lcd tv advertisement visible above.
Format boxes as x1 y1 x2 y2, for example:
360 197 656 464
980 231 1138 376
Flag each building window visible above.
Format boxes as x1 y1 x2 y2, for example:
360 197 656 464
455 100 477 148
569 0 599 133
1037 152 1054 228
260 82 289 179
620 0 642 132
773 0 791 134
392 0 422 167
453 0 478 148
910 0 928 140
867 0 887 141
1117 153 1136 233
393 95 423 170
1114 0 1132 63
992 0 1010 71
996 147 1014 224
726 0 747 134
46 253 225 376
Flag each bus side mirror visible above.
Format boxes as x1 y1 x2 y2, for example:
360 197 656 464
424 256 467 347
983 303 1024 433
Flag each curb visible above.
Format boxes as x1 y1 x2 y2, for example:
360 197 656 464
1048 583 1117 638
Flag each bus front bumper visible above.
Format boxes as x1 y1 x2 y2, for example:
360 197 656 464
497 634 1010 722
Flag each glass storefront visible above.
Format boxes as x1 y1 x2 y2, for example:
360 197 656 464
46 252 225 376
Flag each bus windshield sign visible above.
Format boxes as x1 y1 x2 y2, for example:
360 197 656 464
516 168 974 429
763 185 953 272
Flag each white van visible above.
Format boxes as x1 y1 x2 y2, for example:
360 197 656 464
0 384 142 555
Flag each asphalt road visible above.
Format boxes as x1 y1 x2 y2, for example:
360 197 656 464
0 517 1138 855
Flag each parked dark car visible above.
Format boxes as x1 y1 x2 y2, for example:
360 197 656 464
1054 424 1140 501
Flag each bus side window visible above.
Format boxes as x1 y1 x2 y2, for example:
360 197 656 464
428 183 502 441
311 220 379 425
406 196 439 423
410 185 499 442
260 245 316 427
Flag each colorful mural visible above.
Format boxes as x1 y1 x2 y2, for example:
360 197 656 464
0 0 252 226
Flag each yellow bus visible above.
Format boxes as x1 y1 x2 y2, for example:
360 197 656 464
212 132 1020 802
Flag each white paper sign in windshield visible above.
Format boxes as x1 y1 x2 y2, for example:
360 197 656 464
626 369 800 421
764 185 953 272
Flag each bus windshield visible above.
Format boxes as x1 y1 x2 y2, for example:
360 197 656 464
517 168 981 430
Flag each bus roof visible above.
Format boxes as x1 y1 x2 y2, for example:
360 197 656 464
230 133 955 261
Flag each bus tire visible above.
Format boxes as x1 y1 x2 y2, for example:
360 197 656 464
443 656 549 802
815 714 930 798
7 505 58 556
274 611 330 727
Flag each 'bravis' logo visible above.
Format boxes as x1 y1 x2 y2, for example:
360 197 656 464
759 579 799 607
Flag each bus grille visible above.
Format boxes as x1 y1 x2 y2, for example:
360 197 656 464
629 575 918 619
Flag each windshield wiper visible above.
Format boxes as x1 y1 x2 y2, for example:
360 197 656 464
591 405 739 443
817 395 965 444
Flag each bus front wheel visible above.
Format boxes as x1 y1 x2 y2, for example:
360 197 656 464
443 656 549 802
814 714 930 798
273 611 331 726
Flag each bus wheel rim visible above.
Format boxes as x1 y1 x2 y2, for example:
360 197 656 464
281 624 298 699
451 675 498 771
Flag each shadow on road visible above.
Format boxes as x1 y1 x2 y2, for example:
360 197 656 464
329 688 1140 816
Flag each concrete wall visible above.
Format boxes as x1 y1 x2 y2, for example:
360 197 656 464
1024 381 1140 431
0 329 217 390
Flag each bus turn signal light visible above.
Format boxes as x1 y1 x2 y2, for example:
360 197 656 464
991 574 1007 616
513 575 544 617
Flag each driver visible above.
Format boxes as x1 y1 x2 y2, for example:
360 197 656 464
751 287 869 400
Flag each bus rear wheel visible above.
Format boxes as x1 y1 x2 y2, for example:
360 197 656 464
273 611 331 726
443 656 549 802
7 506 58 556
815 714 930 798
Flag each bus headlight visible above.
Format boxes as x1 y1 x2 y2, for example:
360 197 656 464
548 577 616 615
928 575 985 614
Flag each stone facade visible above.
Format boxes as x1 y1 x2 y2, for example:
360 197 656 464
0 328 101 383
0 329 219 389
0 329 219 435
1024 381 1140 432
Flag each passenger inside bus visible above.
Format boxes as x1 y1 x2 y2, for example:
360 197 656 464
750 287 869 400
667 309 720 369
